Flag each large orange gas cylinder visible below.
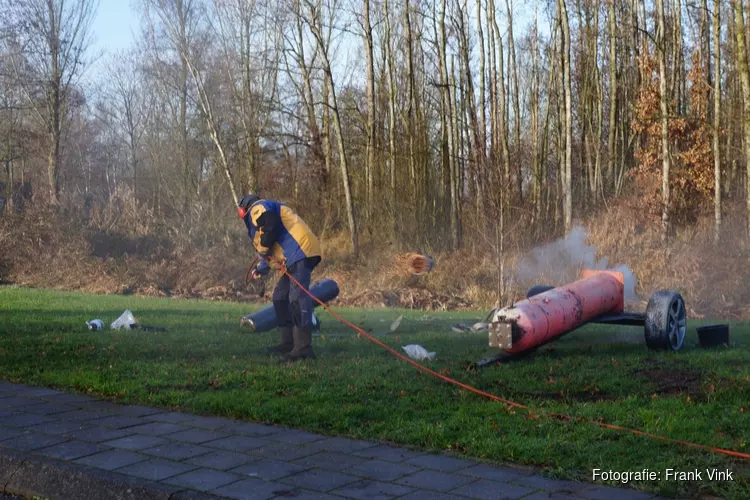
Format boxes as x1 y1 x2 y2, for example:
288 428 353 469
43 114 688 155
489 270 625 353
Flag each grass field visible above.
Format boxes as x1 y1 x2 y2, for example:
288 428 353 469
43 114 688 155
0 286 749 499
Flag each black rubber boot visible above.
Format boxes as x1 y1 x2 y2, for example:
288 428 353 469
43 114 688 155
266 326 294 355
282 326 316 362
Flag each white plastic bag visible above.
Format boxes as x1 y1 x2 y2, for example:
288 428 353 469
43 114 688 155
401 344 436 361
111 309 137 330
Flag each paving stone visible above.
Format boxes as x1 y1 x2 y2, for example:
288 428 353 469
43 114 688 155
267 491 346 500
395 470 475 492
520 492 582 500
116 405 165 417
0 397 50 409
351 444 428 463
35 440 108 460
0 432 68 452
396 492 469 500
458 463 532 482
579 485 658 500
279 469 360 492
75 449 148 470
330 479 415 499
22 402 77 415
0 409 18 418
219 420 284 436
42 392 97 404
341 459 421 482
178 415 232 430
142 441 214 460
115 458 198 481
211 477 292 500
405 454 478 472
87 415 150 429
231 458 310 481
28 420 90 436
55 409 116 421
248 442 320 462
204 435 271 452
306 437 377 454
14 387 64 397
293 452 369 472
76 400 126 412
512 475 591 493
0 381 29 392
185 450 253 471
125 422 188 436
450 479 534 499
167 428 230 444
103 434 169 450
0 413 58 428
67 426 133 443
162 468 243 492
267 429 327 445
144 411 197 424
0 426 26 441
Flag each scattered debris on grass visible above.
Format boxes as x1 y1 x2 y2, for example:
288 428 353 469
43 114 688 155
402 344 436 360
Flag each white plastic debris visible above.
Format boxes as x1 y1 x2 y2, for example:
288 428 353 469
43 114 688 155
111 309 137 330
401 344 436 361
86 319 104 330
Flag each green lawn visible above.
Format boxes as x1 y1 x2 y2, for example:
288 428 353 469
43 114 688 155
0 286 748 499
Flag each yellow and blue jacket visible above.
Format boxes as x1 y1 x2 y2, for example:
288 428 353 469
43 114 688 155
243 199 321 272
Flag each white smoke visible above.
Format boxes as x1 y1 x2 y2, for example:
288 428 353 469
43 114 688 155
513 224 639 303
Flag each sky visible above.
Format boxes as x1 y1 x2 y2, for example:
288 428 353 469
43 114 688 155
90 1 139 55
85 0 544 89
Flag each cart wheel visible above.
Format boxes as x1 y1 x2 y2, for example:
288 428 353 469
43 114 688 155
527 285 554 299
645 290 687 351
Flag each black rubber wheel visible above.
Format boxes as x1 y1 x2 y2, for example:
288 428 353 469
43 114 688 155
644 290 687 351
527 285 555 299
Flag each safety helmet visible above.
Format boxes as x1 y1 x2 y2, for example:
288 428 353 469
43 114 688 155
237 194 260 218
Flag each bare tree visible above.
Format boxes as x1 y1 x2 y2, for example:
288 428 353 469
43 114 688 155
145 0 240 205
558 0 572 232
712 0 720 242
656 0 670 242
4 0 98 204
212 0 281 194
302 0 359 257
361 0 375 221
734 0 750 237
98 51 145 201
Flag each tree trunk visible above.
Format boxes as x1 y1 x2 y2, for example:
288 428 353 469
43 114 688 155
363 0 375 222
306 3 359 257
657 0 670 242
505 0 521 202
384 0 398 236
476 0 486 162
559 0 573 232
713 0 721 242
734 0 750 238
607 0 617 192
489 0 511 197
531 0 540 223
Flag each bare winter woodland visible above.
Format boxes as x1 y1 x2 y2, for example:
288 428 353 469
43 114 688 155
2 0 750 317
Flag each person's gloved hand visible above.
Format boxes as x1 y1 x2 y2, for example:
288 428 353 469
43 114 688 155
250 269 263 280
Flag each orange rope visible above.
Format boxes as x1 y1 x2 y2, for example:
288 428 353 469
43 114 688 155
272 261 750 461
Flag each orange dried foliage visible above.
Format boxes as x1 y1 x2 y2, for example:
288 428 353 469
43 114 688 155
629 52 716 226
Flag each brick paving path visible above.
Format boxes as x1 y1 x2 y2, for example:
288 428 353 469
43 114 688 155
0 381 665 500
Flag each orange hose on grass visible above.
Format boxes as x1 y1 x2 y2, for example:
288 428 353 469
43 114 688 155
268 259 750 461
